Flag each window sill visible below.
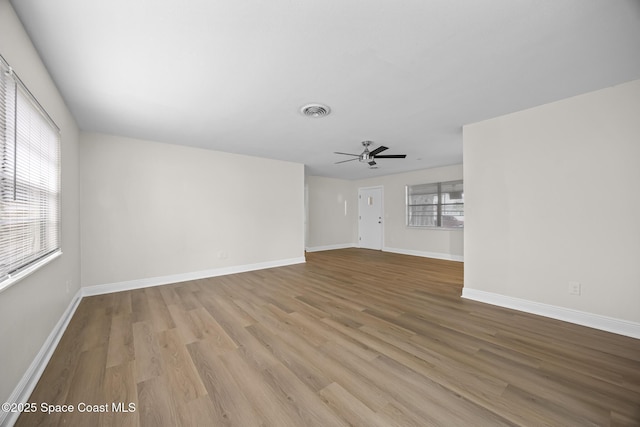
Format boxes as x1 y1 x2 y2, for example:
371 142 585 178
406 226 464 231
0 250 63 294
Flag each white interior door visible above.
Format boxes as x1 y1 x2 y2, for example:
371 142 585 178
358 187 383 250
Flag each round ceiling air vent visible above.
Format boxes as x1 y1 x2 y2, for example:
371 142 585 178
300 103 331 118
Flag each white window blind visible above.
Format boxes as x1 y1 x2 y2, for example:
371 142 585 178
406 180 464 228
0 56 60 287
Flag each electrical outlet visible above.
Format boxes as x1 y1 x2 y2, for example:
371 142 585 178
569 281 581 296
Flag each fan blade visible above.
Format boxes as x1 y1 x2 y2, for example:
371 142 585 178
368 160 377 166
334 158 358 164
369 146 389 156
374 154 406 159
333 152 360 156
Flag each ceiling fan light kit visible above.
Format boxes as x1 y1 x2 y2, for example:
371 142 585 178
334 141 407 169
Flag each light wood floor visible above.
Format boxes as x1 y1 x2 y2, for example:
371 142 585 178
17 249 640 426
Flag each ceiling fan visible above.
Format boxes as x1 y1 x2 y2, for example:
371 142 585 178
334 141 407 168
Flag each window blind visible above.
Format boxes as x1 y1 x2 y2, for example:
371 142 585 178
406 183 439 227
0 56 60 286
406 180 464 228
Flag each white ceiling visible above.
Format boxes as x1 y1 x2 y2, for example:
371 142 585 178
10 0 640 180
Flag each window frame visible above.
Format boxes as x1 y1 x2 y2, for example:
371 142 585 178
406 179 464 229
0 54 61 293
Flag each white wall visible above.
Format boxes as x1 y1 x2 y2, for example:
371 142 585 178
80 132 305 287
306 164 464 260
464 79 640 324
305 176 357 251
0 0 81 405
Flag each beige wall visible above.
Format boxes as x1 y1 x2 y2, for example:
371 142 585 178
305 176 357 250
464 79 640 323
80 132 304 287
357 165 464 260
306 164 464 260
0 0 81 404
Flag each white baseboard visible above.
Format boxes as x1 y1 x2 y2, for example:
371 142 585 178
0 290 82 427
383 247 464 262
462 288 640 339
304 245 464 263
82 256 306 297
305 244 356 253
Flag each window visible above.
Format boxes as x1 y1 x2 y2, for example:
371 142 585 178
406 180 463 228
0 55 61 289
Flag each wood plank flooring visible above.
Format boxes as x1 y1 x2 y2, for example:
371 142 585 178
16 249 640 426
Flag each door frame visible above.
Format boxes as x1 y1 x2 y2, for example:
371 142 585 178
358 185 384 250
